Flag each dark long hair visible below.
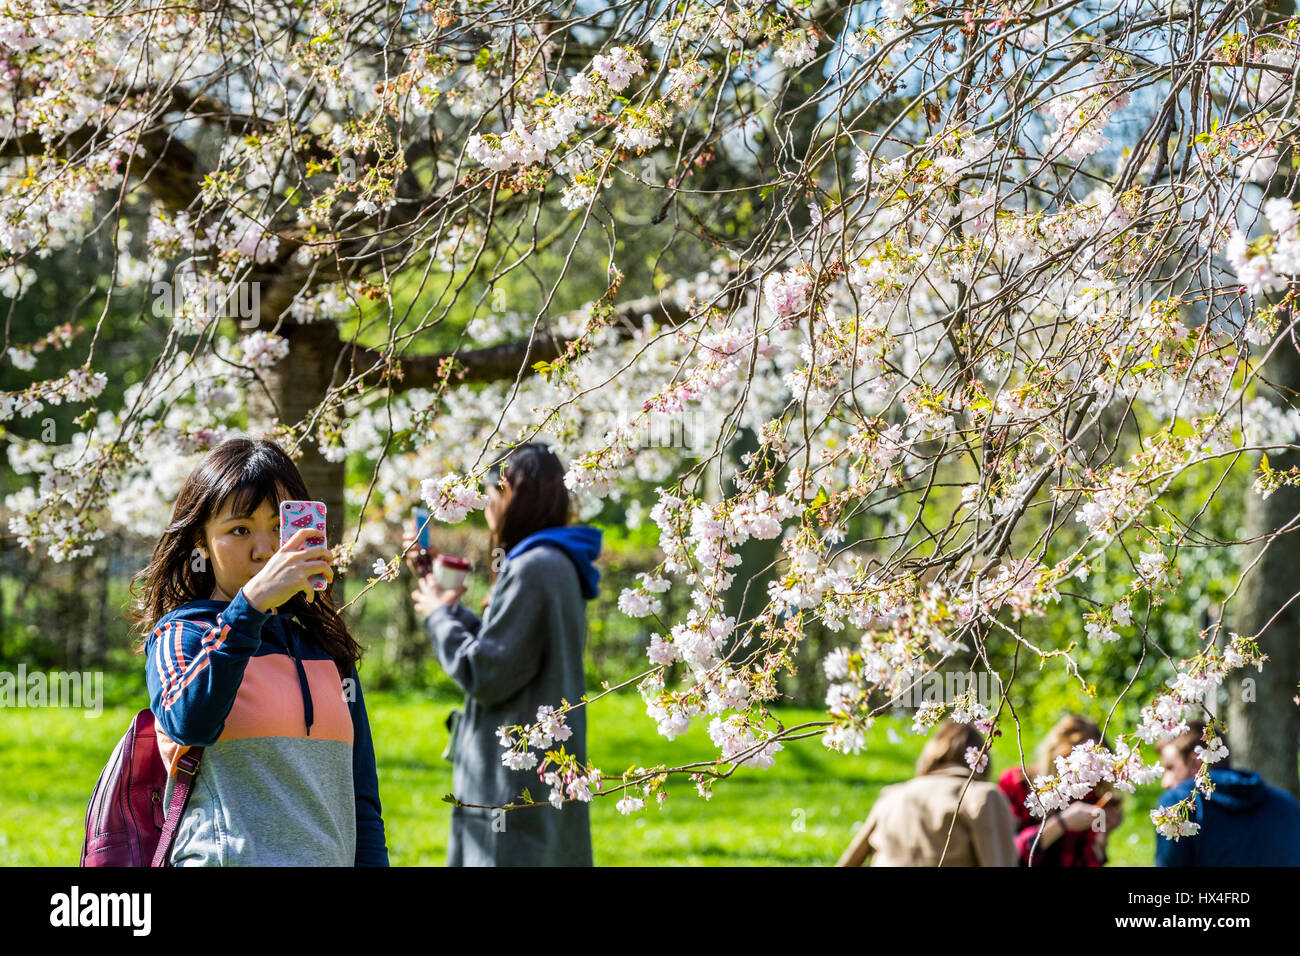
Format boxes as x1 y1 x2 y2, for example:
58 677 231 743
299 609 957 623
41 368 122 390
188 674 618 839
486 443 571 557
127 437 362 678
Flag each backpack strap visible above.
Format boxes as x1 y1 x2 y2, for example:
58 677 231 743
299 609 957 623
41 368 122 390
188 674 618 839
151 748 204 868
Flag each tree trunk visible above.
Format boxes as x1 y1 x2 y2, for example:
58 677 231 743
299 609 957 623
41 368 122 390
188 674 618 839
1228 0 1299 794
1228 333 1300 798
718 425 783 628
244 321 347 606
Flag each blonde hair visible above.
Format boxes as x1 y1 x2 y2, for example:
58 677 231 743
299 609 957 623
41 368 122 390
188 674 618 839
1035 715 1112 783
916 720 989 780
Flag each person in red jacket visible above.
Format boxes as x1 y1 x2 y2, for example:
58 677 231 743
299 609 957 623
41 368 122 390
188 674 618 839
997 715 1122 866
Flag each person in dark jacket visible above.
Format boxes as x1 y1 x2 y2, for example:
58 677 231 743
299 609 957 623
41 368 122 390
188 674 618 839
1155 721 1300 866
409 443 602 866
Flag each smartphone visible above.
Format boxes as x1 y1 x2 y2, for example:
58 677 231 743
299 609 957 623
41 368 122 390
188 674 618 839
411 506 433 576
279 500 328 590
413 506 431 551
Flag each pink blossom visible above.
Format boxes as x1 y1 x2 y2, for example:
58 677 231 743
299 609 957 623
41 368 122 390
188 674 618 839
420 473 488 523
763 269 812 322
591 46 645 90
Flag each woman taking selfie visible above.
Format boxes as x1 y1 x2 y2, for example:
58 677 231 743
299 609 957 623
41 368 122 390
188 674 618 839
128 437 388 866
408 443 602 866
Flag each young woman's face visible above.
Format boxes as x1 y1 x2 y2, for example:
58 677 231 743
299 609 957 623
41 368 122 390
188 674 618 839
201 497 280 601
485 477 511 535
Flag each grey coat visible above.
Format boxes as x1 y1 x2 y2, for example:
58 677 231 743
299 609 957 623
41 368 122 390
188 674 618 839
424 544 592 866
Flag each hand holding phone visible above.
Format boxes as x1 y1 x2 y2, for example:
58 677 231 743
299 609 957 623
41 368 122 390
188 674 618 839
243 527 334 611
405 507 436 577
279 500 329 590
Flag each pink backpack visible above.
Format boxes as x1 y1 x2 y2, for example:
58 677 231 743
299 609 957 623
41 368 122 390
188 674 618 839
80 708 203 867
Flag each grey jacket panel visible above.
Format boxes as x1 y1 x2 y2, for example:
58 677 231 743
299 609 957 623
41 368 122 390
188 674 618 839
424 544 592 866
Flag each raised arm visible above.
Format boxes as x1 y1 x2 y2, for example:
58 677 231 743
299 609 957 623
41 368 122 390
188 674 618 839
423 556 547 708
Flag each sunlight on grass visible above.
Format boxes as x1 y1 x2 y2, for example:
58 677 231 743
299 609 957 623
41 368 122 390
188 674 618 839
0 690 1158 866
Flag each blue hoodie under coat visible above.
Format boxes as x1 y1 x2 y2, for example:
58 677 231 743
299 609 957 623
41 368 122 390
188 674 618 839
506 525 603 600
1156 767 1300 866
424 524 603 865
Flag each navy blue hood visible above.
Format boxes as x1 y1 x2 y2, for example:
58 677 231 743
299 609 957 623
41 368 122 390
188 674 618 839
1164 767 1269 813
1201 768 1267 812
507 525 603 600
1156 766 1300 865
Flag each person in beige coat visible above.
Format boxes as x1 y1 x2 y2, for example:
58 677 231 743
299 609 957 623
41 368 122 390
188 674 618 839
836 719 1018 867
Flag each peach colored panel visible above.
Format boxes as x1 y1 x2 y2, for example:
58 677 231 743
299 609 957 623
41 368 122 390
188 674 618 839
219 655 354 744
155 656 353 773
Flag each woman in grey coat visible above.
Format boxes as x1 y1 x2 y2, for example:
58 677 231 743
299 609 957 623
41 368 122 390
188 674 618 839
409 444 602 866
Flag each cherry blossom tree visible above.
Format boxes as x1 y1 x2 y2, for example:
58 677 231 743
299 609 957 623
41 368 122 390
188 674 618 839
4 0 1300 848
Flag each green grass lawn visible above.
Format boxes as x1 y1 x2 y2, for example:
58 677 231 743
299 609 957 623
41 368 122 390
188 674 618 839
0 689 1159 866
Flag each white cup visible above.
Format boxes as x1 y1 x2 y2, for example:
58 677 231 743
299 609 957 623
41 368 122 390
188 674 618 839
434 554 471 590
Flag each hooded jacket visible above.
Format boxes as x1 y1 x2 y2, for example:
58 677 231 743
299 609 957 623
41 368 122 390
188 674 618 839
506 524 602 598
424 524 602 866
145 588 388 866
1156 767 1300 866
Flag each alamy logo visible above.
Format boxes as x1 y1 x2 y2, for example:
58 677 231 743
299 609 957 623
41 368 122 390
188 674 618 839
0 665 103 717
49 886 151 936
891 670 998 710
151 257 260 330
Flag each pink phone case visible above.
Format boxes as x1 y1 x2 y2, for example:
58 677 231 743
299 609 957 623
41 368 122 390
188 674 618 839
279 500 328 590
